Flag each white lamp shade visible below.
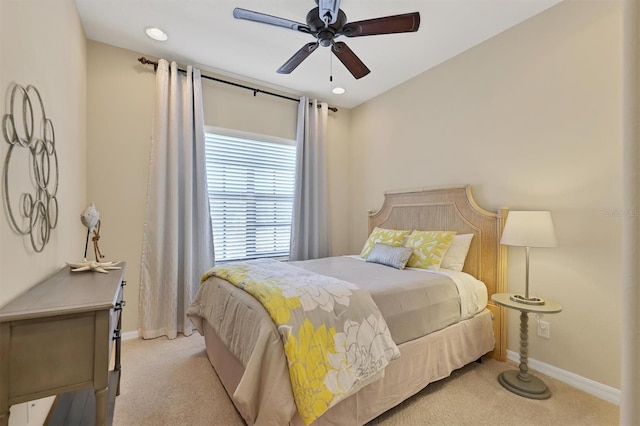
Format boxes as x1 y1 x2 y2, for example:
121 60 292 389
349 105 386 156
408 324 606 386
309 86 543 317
500 211 558 247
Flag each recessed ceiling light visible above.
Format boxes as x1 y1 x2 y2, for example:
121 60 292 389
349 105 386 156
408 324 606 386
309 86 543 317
332 87 346 95
145 27 168 41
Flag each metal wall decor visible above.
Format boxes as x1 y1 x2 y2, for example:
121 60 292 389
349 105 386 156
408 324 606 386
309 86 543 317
2 84 59 252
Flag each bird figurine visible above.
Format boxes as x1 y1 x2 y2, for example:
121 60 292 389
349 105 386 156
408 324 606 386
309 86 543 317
67 203 121 273
81 203 99 232
81 203 100 260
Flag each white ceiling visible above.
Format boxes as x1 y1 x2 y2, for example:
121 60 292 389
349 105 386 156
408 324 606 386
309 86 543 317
75 0 561 109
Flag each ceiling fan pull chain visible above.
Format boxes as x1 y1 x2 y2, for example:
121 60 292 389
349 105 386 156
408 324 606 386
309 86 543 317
330 50 333 82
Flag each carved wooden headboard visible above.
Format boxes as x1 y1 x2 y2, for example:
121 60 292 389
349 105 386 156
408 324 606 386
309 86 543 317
368 185 508 360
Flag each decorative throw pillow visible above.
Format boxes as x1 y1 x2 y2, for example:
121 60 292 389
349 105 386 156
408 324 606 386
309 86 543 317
440 233 474 272
366 243 413 270
360 227 410 259
405 230 457 270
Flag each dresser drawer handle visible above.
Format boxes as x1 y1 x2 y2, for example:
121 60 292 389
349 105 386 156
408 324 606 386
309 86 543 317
113 329 121 340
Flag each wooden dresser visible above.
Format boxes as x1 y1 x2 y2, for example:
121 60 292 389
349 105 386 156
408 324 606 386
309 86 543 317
0 263 126 426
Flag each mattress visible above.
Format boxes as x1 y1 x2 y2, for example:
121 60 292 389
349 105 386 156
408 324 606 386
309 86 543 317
292 256 488 344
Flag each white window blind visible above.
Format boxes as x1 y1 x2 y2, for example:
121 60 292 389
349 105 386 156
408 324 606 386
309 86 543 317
205 130 296 262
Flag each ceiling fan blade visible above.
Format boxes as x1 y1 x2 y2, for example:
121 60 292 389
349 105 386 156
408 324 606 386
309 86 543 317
331 42 370 79
277 42 319 74
233 8 310 33
341 12 420 37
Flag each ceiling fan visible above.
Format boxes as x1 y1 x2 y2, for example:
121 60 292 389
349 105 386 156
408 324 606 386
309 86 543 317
233 0 420 79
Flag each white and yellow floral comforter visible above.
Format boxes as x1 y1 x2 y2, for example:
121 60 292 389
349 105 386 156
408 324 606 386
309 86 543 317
199 259 400 425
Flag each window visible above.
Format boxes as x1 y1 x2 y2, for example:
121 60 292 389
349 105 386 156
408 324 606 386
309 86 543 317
204 128 296 262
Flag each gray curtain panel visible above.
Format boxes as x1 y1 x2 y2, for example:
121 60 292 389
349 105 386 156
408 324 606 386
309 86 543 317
289 97 330 261
139 59 214 339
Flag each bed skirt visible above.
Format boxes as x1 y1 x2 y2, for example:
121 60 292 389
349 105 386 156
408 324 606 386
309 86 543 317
202 308 495 426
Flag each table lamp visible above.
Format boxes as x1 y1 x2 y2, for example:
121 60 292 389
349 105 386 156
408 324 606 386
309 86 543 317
500 211 557 305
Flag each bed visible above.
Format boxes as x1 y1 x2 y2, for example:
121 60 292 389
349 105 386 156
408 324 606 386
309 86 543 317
187 185 508 425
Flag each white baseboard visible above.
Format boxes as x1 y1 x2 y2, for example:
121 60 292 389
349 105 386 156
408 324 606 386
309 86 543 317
122 330 140 340
506 350 620 405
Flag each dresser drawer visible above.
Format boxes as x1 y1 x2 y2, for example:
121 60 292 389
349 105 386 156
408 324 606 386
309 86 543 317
6 313 96 401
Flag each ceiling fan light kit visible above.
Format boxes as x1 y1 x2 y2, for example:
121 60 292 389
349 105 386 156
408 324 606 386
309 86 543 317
233 0 420 80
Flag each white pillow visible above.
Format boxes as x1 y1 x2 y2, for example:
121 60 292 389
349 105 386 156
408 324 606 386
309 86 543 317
440 234 474 272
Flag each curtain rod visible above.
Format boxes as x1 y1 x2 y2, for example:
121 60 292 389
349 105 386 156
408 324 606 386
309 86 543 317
137 57 338 113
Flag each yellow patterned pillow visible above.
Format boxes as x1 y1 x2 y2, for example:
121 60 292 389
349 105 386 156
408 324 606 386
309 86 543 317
360 227 410 259
405 230 457 270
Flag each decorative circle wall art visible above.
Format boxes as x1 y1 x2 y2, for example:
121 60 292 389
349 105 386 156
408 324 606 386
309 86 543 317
2 84 59 252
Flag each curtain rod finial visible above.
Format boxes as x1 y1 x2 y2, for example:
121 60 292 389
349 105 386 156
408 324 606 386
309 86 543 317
138 56 159 71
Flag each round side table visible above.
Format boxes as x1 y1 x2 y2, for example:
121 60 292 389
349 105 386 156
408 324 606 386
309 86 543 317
491 293 562 399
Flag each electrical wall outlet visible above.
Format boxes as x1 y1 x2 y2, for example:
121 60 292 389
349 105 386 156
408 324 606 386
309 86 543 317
537 320 551 339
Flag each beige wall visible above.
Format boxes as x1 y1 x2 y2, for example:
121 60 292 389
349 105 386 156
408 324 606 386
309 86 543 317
86 42 154 334
0 1 86 421
0 0 87 305
348 1 622 389
86 41 351 333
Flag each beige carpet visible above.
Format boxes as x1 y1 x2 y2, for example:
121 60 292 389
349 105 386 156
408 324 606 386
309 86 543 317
113 334 619 426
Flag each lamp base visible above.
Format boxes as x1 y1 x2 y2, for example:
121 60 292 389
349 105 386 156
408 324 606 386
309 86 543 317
510 294 545 305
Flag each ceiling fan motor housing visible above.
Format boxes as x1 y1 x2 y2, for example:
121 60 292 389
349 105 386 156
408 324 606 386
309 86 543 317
306 7 347 46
